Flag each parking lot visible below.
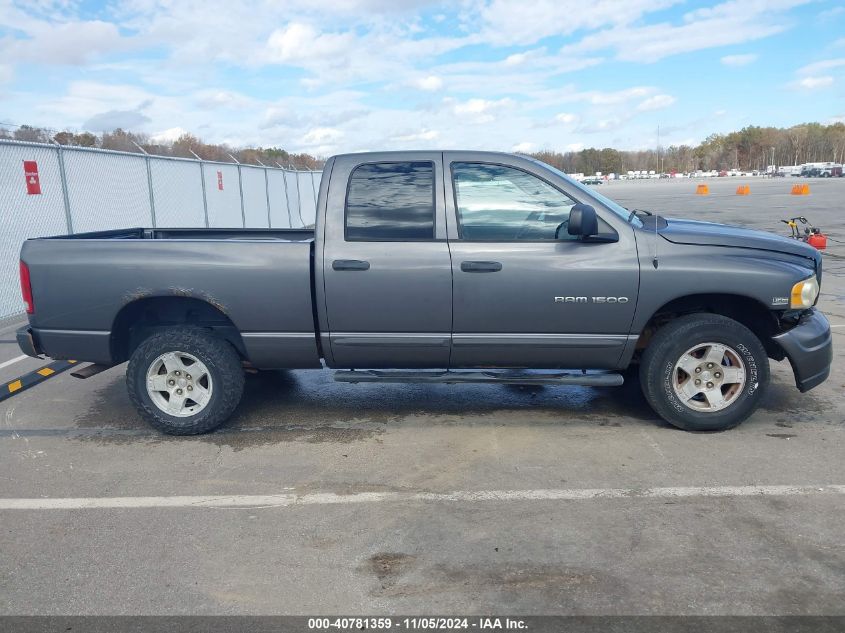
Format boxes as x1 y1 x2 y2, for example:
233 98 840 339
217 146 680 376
1 176 843 615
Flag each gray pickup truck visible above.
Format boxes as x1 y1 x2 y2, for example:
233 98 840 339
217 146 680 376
17 151 832 434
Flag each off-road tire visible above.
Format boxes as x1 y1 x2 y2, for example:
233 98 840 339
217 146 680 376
640 313 769 431
127 326 244 435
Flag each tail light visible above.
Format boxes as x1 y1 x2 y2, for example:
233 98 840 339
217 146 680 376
20 261 34 314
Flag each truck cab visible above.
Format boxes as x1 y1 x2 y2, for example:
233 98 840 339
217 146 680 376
317 152 638 371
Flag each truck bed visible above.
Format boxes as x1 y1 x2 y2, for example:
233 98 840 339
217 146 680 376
21 227 321 369
41 227 315 242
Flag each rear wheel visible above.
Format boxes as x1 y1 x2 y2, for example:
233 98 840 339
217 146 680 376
640 314 769 431
127 326 244 435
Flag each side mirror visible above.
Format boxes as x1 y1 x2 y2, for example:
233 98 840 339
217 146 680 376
567 203 599 237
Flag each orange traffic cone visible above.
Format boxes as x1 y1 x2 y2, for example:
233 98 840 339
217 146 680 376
736 185 750 195
696 184 709 195
791 183 802 195
801 183 810 195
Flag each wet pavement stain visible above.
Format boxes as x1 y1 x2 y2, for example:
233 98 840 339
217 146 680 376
55 363 832 448
760 378 832 417
374 562 612 601
366 553 417 590
206 425 382 451
64 367 669 448
766 433 798 439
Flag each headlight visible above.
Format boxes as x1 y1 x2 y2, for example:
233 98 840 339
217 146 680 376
790 276 819 309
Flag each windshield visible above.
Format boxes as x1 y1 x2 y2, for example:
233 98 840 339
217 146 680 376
528 159 644 228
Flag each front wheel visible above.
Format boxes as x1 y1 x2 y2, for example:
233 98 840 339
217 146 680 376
639 314 769 431
127 326 245 435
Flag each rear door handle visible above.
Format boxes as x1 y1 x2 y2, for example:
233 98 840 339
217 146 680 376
332 259 370 271
461 261 503 273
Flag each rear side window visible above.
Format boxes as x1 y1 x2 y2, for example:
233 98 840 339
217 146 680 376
345 162 435 241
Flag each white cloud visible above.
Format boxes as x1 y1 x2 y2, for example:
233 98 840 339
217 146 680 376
83 109 151 131
512 141 536 153
393 129 439 142
637 94 676 111
448 97 514 124
566 142 585 152
260 107 306 130
0 19 129 66
721 53 758 66
503 48 546 66
478 0 681 46
412 75 444 91
819 6 845 19
576 117 628 133
586 87 653 105
561 0 810 62
797 59 845 74
195 90 254 110
151 127 189 143
36 81 167 133
301 127 343 145
790 76 834 89
265 23 355 65
296 125 345 156
555 112 578 124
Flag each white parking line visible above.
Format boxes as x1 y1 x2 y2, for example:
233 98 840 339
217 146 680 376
1 484 842 510
0 354 27 371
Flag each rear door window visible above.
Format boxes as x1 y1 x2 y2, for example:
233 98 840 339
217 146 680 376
345 162 435 241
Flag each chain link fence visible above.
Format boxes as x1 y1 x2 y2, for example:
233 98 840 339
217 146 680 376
0 139 322 319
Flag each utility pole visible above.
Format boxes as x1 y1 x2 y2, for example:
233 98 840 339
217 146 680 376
657 125 660 174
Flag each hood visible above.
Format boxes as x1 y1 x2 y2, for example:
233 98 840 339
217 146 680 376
658 217 821 265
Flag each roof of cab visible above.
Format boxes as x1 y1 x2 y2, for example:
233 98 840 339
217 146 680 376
331 150 522 160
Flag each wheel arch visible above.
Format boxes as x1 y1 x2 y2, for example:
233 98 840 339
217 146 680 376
110 296 247 364
634 293 782 359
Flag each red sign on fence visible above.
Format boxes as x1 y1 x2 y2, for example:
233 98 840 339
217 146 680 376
217 170 224 191
23 161 41 195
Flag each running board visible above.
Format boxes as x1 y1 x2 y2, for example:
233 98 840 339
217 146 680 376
333 370 623 387
70 363 113 379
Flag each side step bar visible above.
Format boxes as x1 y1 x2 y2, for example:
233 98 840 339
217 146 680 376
334 370 623 387
70 363 113 379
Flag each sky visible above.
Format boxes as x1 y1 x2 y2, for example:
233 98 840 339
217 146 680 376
0 0 844 157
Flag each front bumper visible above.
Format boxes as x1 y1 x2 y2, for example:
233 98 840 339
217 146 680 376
16 326 42 358
772 309 832 393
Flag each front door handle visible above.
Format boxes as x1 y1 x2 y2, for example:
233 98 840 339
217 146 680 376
332 259 370 271
461 261 503 273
